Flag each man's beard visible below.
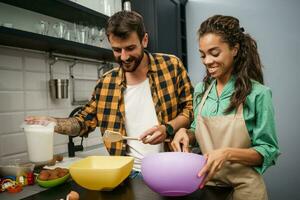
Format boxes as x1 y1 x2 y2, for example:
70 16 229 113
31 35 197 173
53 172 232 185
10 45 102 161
116 50 144 72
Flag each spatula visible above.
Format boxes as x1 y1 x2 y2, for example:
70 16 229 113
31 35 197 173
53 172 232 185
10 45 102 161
103 130 171 143
103 130 140 142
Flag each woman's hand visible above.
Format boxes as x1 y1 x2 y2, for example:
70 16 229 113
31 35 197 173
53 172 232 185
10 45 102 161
198 148 229 188
171 128 189 152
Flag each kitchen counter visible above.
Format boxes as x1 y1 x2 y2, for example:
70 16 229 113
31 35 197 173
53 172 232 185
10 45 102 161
21 178 232 200
0 145 109 200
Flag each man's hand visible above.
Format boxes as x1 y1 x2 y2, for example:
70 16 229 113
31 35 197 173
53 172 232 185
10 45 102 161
25 116 81 136
139 125 167 145
171 128 189 152
25 116 57 126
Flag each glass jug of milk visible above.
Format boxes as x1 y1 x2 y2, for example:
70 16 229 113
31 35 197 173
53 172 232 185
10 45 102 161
22 122 55 163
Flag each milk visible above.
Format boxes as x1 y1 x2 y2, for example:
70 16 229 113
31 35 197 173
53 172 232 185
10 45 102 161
23 123 55 163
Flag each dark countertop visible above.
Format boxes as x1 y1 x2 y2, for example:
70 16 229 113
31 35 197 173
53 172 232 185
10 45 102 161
21 178 233 200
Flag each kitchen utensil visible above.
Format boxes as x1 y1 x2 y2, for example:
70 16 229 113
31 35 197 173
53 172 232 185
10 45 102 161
123 0 131 11
103 130 140 142
98 28 107 48
49 79 69 99
98 28 106 42
53 22 66 38
64 29 71 40
103 130 171 143
36 173 70 188
69 156 133 190
37 20 49 35
141 152 206 196
49 57 69 99
88 27 99 45
77 27 88 44
22 122 55 163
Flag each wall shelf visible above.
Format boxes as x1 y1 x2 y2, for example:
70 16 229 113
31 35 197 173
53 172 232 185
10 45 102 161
0 0 115 62
0 27 114 61
0 0 109 27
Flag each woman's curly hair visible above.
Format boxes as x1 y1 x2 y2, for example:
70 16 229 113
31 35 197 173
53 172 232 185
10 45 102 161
197 15 264 113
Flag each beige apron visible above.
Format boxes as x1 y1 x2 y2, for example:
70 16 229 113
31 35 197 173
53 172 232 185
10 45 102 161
195 83 268 200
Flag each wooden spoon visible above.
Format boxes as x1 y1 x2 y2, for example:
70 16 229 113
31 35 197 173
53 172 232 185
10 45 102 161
103 130 140 143
103 130 171 143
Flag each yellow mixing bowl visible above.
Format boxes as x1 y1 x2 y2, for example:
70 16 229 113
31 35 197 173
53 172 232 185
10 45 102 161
69 156 133 190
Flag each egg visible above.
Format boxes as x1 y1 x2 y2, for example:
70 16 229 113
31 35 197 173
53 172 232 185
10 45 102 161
38 173 49 181
54 168 62 175
67 190 80 200
62 168 69 174
38 168 69 181
48 173 59 180
40 169 49 175
58 171 68 178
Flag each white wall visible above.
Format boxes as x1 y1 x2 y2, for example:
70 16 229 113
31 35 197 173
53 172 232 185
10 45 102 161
186 0 300 199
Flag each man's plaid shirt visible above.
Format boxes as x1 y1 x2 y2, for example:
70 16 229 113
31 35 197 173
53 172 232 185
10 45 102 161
75 52 194 156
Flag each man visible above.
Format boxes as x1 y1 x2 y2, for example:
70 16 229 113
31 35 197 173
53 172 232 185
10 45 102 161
26 11 193 174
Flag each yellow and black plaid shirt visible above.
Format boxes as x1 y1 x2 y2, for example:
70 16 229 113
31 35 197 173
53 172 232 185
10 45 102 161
75 52 194 156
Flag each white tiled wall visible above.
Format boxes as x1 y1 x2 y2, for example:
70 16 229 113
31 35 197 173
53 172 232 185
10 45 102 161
0 46 105 163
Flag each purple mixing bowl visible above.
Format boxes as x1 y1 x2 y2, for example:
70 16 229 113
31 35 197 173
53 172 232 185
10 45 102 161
141 152 206 196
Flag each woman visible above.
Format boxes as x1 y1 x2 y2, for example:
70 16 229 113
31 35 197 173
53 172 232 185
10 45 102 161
171 15 280 199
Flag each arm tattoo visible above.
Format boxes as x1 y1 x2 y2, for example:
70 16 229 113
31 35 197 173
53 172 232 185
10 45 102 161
54 117 81 136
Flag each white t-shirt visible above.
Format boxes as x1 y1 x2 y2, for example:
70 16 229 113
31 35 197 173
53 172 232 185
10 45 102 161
124 78 163 171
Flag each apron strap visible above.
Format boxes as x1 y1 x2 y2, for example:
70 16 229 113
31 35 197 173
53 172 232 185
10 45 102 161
199 82 215 113
198 81 244 118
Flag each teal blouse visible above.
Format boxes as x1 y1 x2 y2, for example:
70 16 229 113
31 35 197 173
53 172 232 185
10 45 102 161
190 76 280 174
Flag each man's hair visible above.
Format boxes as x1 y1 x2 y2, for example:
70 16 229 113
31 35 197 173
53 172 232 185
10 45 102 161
106 11 146 41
